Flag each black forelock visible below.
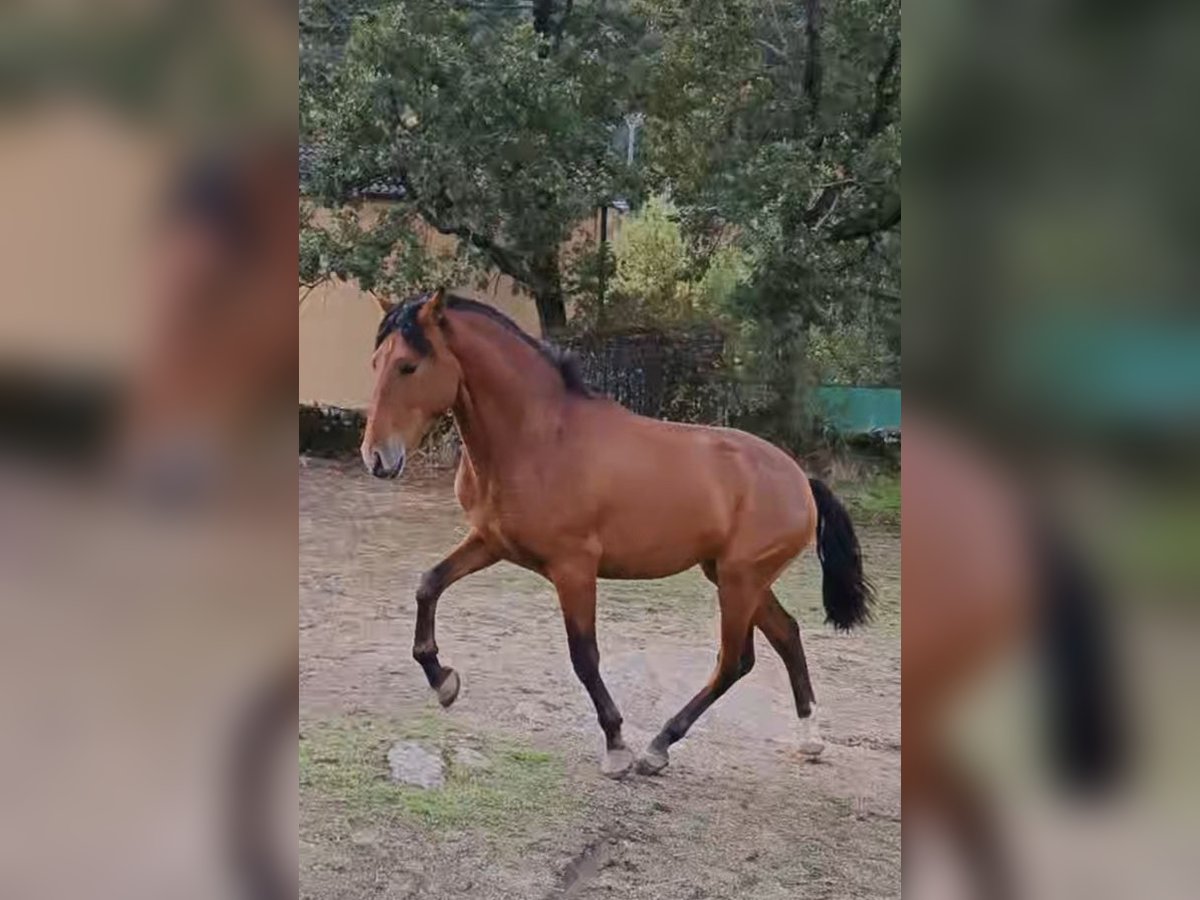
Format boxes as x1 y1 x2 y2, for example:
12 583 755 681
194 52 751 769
373 292 592 396
375 295 432 354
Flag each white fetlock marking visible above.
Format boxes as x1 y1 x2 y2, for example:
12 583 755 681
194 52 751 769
799 706 825 756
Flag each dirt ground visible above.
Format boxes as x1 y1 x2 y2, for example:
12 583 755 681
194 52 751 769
300 459 900 900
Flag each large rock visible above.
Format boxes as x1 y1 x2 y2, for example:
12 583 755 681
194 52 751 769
452 746 491 771
386 741 444 789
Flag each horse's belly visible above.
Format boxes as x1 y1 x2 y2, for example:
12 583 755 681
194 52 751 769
596 552 698 580
591 474 731 578
595 516 722 579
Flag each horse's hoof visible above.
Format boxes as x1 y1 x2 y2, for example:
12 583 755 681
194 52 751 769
601 746 634 779
436 669 460 708
635 746 669 776
798 712 824 759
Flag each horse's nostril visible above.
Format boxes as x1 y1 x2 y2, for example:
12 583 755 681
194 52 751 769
372 452 386 478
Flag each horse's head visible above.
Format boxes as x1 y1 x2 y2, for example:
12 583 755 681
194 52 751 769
362 288 462 479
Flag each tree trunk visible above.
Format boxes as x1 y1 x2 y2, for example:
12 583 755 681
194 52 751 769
534 287 567 333
804 0 823 115
598 204 609 319
531 250 567 333
532 0 556 36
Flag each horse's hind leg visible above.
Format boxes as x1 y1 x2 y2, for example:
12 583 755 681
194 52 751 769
756 590 824 757
636 568 759 775
413 531 497 707
703 560 757 678
700 564 753 676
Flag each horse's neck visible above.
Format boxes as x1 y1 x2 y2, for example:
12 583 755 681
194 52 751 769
446 316 563 480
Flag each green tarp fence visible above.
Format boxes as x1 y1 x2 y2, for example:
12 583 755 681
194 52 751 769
811 386 901 436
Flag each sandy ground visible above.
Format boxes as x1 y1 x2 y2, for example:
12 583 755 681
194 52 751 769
300 459 900 900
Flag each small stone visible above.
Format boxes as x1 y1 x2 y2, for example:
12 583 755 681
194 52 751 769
452 746 491 770
387 741 444 789
350 827 381 846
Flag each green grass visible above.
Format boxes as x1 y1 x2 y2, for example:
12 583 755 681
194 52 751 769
1097 490 1200 604
299 713 575 834
841 472 900 527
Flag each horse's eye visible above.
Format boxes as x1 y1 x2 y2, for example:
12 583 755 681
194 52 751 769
396 361 419 376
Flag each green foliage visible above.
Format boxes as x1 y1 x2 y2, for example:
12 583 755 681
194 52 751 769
301 0 648 329
562 240 616 327
568 196 751 329
633 0 901 444
299 201 472 303
840 472 901 528
0 4 290 128
806 300 899 386
696 245 754 315
302 0 901 445
612 196 690 318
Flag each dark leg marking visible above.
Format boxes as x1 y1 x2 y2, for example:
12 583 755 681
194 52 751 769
755 590 816 717
554 568 632 778
411 533 497 707
756 590 824 756
567 629 626 751
737 630 756 678
637 581 757 775
413 562 452 692
649 639 752 750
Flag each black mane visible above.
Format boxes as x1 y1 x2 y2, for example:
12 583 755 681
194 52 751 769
375 292 592 397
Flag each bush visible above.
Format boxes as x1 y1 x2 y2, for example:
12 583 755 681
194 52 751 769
805 301 899 387
567 195 751 329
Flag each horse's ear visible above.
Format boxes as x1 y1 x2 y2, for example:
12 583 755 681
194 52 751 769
373 294 396 315
424 286 448 324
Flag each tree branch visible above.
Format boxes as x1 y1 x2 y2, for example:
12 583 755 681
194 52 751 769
803 179 854 226
420 207 540 289
389 166 542 290
803 0 822 114
827 194 900 242
755 38 789 64
866 35 900 137
298 282 324 307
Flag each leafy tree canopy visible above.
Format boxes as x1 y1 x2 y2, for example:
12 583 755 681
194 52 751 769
301 0 900 417
302 0 649 329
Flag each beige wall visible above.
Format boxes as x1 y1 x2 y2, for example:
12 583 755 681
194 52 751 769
0 104 172 375
299 204 619 409
299 270 541 409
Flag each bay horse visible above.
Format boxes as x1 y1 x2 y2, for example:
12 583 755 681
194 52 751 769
362 288 874 777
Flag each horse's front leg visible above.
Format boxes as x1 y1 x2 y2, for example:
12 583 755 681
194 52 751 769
549 562 633 779
414 530 497 707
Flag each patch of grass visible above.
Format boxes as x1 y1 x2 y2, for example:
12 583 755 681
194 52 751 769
300 713 575 834
1106 495 1200 602
841 472 900 527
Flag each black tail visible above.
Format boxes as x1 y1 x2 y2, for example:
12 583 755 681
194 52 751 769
1036 524 1128 793
809 477 875 631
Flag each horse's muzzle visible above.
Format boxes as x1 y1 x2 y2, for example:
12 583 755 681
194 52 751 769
364 442 405 479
